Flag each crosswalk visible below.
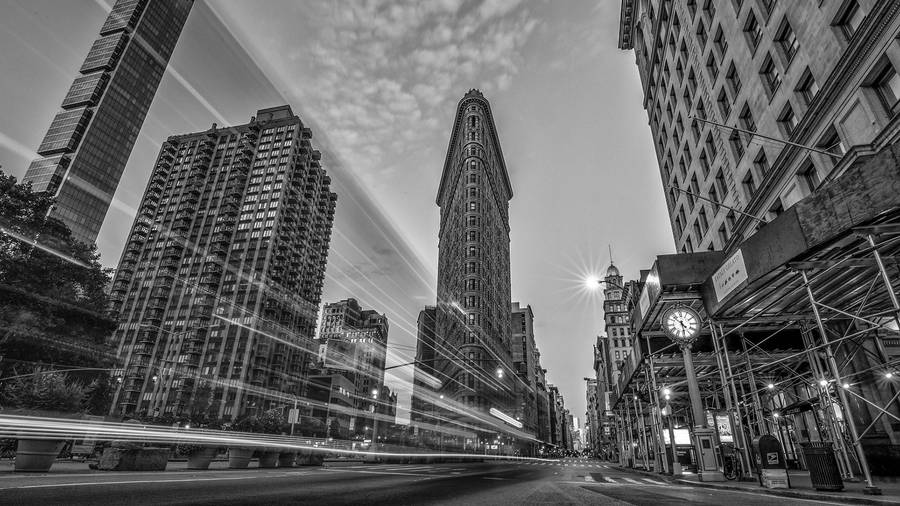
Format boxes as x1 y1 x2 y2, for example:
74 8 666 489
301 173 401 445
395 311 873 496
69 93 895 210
583 476 667 486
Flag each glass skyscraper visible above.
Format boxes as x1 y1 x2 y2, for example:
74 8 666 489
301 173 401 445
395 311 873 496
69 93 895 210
23 0 193 244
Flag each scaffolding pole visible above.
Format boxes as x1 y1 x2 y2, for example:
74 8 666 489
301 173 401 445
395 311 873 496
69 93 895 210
801 269 880 494
711 322 753 478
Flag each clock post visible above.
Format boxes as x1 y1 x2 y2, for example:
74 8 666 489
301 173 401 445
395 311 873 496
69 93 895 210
661 306 725 482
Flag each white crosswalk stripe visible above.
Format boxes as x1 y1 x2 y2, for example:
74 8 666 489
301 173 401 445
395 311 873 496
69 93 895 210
623 478 643 485
604 476 616 483
584 475 595 482
643 478 666 485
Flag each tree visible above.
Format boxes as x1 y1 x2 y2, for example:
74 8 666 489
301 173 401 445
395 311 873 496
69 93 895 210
0 170 116 413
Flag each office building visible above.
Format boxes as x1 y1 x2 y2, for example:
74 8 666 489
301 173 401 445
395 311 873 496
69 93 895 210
315 297 389 435
23 0 194 244
433 89 516 432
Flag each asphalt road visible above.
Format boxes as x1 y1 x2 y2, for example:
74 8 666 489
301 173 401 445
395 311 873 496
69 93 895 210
0 457 842 505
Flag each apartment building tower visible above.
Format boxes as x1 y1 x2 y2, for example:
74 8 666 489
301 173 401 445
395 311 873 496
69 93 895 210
618 0 900 251
109 105 337 420
23 0 194 244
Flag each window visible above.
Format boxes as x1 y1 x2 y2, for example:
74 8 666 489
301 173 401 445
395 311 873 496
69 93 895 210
738 103 756 132
775 18 799 64
730 130 745 160
696 100 707 120
676 60 684 82
699 149 710 176
726 62 742 96
680 41 689 63
799 160 821 193
778 103 798 137
817 126 846 157
742 170 757 199
697 20 708 47
768 199 784 221
693 220 702 242
692 116 703 143
706 53 719 81
687 68 697 95
714 26 728 58
718 223 729 245
795 68 819 106
753 149 770 176
835 0 865 40
717 88 731 118
761 0 776 17
708 179 720 210
760 54 782 95
705 133 718 159
715 170 727 200
690 175 700 206
744 11 762 52
699 207 709 234
703 0 716 21
871 58 900 114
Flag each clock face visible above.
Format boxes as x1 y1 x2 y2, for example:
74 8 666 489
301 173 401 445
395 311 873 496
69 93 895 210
663 307 701 342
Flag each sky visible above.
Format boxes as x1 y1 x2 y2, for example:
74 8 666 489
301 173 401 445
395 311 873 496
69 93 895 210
0 0 674 424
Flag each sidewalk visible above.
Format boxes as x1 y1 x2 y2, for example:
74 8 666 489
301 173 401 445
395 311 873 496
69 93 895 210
615 464 900 505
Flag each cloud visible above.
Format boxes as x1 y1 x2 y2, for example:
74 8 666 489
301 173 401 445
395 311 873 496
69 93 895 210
216 0 540 179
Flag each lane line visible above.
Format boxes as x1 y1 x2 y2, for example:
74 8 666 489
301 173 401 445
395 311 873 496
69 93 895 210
623 478 644 484
14 476 262 489
604 476 616 483
585 475 595 482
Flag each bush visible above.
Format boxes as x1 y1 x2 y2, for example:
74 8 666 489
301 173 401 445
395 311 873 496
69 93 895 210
0 370 86 413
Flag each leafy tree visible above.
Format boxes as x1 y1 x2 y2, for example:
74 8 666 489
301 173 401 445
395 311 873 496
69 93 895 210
0 170 116 413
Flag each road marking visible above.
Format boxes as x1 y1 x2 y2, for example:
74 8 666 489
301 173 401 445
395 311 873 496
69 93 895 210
585 475 595 482
604 476 616 483
623 478 643 485
643 478 666 485
482 477 506 481
15 476 262 489
323 468 451 479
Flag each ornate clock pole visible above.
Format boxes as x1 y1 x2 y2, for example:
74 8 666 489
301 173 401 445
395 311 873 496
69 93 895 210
661 305 724 481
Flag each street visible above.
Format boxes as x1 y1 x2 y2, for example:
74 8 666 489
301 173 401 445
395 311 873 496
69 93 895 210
0 458 839 505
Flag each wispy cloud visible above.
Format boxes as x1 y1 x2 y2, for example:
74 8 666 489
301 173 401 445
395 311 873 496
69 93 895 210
215 0 540 184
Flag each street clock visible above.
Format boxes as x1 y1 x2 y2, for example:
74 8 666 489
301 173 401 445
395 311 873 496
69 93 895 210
661 306 702 345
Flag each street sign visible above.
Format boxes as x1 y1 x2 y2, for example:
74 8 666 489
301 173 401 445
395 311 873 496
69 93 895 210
288 408 299 424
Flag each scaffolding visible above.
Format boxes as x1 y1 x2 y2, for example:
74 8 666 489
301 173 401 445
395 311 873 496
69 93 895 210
608 145 900 491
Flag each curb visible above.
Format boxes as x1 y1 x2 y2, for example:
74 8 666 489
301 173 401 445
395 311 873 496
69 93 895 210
612 465 899 506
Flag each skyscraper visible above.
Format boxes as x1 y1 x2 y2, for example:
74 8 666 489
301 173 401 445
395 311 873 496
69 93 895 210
23 0 194 244
433 89 516 434
109 105 337 420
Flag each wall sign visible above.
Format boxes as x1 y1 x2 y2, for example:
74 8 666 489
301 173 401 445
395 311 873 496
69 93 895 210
712 249 748 302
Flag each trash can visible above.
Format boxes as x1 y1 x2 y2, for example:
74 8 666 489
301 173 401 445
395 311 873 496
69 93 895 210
800 442 843 491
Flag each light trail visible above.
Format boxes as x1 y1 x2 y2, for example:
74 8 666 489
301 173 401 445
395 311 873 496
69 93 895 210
0 415 553 462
